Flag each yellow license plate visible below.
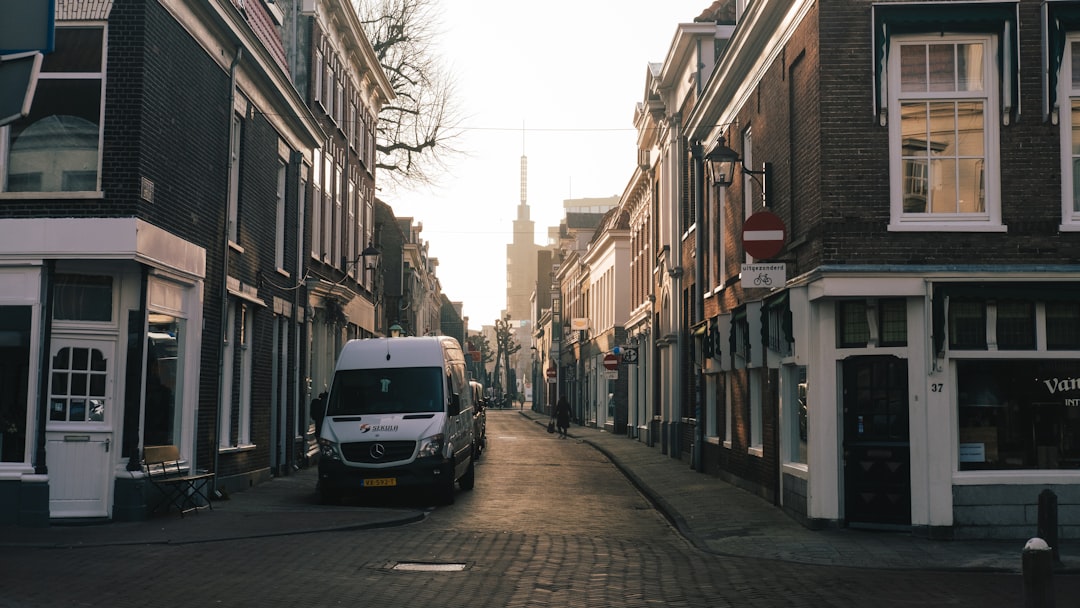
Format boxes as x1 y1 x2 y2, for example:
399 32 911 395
362 478 396 487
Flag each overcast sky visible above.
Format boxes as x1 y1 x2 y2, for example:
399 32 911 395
381 1 708 330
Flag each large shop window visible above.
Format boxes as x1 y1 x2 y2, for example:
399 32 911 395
874 3 1016 231
144 315 183 447
958 360 1080 470
1 26 105 193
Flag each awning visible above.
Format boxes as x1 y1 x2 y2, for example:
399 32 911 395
931 281 1080 354
1043 1 1080 122
873 2 1020 124
762 290 794 346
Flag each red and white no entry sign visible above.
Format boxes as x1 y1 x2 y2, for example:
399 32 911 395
603 353 619 370
742 211 786 260
546 367 557 379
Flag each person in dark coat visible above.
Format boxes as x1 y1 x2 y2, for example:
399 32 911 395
554 395 571 439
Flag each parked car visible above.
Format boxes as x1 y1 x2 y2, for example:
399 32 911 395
470 380 487 458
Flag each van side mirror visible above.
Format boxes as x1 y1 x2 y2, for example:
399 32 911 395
448 393 461 416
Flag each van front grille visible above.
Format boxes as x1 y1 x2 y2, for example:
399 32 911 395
341 440 416 463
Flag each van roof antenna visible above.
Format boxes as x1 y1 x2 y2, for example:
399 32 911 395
385 337 391 361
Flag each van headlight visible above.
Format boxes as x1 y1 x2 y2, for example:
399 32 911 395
319 438 342 461
416 433 444 458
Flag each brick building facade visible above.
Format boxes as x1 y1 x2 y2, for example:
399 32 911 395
0 0 393 526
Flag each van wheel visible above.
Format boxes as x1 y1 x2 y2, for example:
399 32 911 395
458 456 475 491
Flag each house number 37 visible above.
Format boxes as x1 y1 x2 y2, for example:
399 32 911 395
930 383 944 392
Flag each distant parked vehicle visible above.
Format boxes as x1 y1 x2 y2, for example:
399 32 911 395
470 380 487 457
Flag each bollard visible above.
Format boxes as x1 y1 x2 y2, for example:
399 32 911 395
1037 489 1061 564
1022 537 1055 608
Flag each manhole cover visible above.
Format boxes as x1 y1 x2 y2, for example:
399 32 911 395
391 562 467 572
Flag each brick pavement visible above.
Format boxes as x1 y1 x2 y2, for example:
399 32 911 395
1 408 1077 577
522 410 1079 575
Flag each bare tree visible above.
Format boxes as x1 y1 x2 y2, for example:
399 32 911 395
354 0 463 190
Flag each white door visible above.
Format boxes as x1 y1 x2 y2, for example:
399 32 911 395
45 338 115 518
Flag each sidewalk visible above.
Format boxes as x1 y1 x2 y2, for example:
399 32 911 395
520 410 1079 574
0 469 426 549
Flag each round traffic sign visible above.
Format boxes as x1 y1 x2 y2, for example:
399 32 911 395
546 367 557 379
742 211 786 260
603 353 619 370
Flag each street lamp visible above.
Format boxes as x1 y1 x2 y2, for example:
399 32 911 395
389 323 403 338
342 243 382 276
705 136 771 207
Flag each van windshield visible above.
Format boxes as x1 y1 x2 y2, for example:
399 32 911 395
326 367 445 415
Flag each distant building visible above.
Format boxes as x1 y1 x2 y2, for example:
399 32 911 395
505 155 540 324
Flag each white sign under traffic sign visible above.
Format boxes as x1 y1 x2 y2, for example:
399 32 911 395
741 263 785 289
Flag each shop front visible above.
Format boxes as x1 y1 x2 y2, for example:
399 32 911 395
0 218 205 525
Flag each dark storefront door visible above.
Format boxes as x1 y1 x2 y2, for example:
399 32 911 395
842 355 911 527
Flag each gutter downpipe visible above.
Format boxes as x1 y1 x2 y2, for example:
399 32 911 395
213 46 243 489
692 140 706 473
293 150 306 467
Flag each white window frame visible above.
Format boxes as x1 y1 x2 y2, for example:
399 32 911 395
1 23 107 196
275 157 287 272
322 149 333 262
347 173 357 279
887 34 1003 232
219 301 253 449
723 373 733 448
313 47 324 106
1059 35 1080 230
228 111 242 244
783 364 808 468
333 159 343 268
749 368 763 455
704 372 719 440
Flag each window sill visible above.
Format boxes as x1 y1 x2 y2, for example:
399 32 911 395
748 445 763 458
218 443 256 455
953 469 1080 485
228 240 244 254
782 462 809 479
0 190 104 200
888 222 1007 233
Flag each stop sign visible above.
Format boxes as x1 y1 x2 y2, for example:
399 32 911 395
603 353 619 370
742 211 786 260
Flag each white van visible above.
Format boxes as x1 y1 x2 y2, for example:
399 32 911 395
313 336 476 504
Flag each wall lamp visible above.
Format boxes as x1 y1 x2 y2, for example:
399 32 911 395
342 243 382 274
704 136 771 207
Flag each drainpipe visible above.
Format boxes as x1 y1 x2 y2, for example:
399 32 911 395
691 141 706 473
213 46 243 487
292 150 305 468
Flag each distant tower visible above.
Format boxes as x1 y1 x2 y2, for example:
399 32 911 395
505 129 539 324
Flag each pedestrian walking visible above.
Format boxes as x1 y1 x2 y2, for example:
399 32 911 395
554 395 571 439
